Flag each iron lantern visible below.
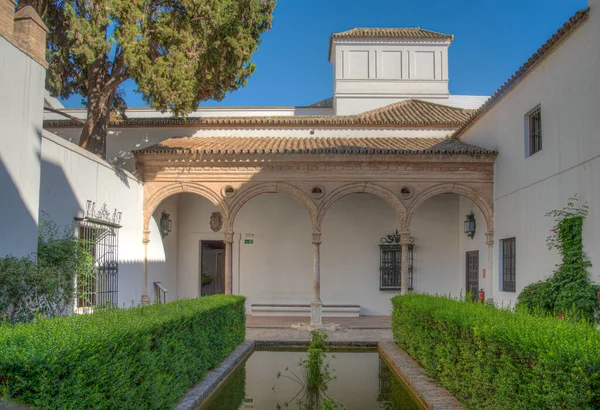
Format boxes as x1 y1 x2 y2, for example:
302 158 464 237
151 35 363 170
160 210 172 238
464 211 476 239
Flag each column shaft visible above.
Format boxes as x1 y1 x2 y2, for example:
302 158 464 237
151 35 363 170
400 231 411 295
486 231 494 301
311 232 322 327
141 230 151 305
224 231 234 295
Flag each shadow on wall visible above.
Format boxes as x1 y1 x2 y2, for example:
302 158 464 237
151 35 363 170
0 158 39 257
39 158 84 228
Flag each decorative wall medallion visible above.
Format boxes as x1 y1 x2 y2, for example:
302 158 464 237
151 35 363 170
310 186 325 199
210 212 223 232
400 186 414 200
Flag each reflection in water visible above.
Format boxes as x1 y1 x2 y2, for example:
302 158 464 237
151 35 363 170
200 350 421 410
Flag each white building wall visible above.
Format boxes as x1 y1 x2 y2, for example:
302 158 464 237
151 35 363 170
39 131 145 307
147 195 179 302
161 191 462 315
0 37 46 257
459 1 600 307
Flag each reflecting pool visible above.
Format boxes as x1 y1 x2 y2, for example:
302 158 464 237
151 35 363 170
200 348 423 410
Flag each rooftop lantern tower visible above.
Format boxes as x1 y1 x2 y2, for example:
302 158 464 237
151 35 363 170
329 27 454 115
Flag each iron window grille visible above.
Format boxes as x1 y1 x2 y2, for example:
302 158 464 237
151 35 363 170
501 237 516 292
528 106 542 156
75 202 122 309
379 230 414 291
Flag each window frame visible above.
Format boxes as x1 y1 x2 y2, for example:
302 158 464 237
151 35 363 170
525 105 542 157
500 237 516 292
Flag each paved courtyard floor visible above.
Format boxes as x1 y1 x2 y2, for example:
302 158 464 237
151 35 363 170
246 315 393 342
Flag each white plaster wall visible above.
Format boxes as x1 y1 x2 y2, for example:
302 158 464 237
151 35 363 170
46 126 455 173
322 193 460 315
170 191 461 315
147 195 179 302
460 2 600 306
39 131 145 307
409 194 461 297
175 193 225 299
0 37 45 257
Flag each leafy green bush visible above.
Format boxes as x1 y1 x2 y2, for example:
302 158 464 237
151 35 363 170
392 294 600 409
0 218 94 323
0 295 246 409
517 196 599 322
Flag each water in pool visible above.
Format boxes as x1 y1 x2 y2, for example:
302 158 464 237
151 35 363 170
200 349 423 409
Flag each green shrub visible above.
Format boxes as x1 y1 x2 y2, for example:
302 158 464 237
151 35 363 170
392 294 600 409
516 196 599 322
0 217 94 323
0 295 246 409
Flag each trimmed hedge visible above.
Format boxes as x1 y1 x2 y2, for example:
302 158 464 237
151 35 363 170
392 294 600 409
0 295 246 409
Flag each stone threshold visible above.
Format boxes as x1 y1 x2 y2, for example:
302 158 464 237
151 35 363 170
177 339 463 410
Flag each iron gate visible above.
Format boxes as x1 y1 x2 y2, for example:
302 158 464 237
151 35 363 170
75 202 121 308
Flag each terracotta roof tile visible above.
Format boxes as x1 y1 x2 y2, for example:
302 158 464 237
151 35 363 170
45 99 472 129
453 8 590 138
329 27 453 60
135 136 496 156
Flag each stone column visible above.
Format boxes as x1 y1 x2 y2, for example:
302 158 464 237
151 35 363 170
141 230 151 306
224 231 234 295
311 232 322 327
400 231 412 295
486 231 494 301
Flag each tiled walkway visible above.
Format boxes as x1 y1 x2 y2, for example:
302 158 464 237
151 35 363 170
246 315 393 342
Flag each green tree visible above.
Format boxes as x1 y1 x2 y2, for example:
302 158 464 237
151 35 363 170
36 0 275 157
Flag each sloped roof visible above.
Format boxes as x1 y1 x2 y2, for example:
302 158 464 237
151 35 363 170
453 7 590 138
135 136 496 157
45 99 472 129
305 97 334 108
329 27 453 60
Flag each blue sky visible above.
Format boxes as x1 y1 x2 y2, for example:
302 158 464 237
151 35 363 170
61 0 589 108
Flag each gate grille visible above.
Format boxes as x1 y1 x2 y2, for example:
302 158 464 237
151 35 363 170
75 202 121 309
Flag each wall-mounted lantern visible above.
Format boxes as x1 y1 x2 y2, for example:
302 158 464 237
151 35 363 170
160 210 172 238
464 211 476 239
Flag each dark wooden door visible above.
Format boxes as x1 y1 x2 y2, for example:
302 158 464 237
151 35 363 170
466 251 479 298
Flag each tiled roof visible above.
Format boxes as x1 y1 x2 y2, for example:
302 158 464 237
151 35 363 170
329 27 453 60
135 136 496 156
45 99 472 129
331 27 453 40
453 7 590 138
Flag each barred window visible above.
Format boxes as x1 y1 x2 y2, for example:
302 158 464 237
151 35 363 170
527 106 542 156
500 237 516 292
379 231 414 291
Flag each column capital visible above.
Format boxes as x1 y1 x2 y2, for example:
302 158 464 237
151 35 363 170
400 230 412 245
224 231 234 244
485 231 494 246
142 230 151 244
312 232 322 245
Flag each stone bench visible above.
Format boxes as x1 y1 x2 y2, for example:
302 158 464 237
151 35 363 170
250 304 360 317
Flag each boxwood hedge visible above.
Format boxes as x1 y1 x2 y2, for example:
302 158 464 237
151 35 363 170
392 294 600 409
0 295 245 409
